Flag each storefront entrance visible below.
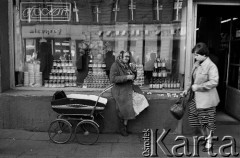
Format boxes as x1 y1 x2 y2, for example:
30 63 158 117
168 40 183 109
195 3 240 120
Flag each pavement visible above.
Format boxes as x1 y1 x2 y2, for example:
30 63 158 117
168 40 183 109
0 125 240 158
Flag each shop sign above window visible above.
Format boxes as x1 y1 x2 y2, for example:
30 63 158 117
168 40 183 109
20 2 72 22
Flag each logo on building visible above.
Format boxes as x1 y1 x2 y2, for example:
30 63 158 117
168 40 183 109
20 2 72 22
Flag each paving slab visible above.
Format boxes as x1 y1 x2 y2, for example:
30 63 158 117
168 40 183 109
0 128 240 158
0 129 34 140
29 132 49 141
110 143 143 157
97 134 119 143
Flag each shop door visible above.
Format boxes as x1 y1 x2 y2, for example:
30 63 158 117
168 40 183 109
195 4 240 115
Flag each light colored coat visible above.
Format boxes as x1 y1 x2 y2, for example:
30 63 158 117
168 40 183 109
192 57 220 109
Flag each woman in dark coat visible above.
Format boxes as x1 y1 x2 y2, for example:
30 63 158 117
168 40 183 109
110 50 149 136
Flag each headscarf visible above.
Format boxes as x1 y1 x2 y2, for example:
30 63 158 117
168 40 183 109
116 52 134 75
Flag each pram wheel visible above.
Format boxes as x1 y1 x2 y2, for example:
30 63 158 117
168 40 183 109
75 120 99 145
48 119 72 144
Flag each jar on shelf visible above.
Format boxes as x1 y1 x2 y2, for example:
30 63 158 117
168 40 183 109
69 61 73 67
49 73 53 80
73 82 77 87
49 80 53 88
69 74 73 80
44 80 49 88
73 75 77 81
53 60 57 67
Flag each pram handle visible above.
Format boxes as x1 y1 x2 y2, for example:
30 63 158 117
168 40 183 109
90 83 114 116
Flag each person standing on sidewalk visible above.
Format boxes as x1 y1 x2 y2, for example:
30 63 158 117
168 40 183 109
110 50 149 136
185 42 220 152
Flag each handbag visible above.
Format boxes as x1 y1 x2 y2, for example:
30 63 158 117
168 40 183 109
170 66 197 120
170 96 186 120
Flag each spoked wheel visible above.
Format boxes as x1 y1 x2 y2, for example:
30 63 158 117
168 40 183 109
75 120 99 145
48 119 72 144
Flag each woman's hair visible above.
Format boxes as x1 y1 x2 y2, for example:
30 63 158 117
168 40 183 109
192 42 209 56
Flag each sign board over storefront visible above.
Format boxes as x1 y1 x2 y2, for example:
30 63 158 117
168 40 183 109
20 2 71 22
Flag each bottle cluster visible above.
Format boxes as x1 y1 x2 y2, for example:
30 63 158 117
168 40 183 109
149 78 181 89
44 60 77 88
150 57 181 90
134 64 144 87
152 58 167 78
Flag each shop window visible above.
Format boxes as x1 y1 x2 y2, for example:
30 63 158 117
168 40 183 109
14 0 187 91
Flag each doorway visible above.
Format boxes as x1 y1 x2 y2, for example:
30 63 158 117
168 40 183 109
195 4 240 117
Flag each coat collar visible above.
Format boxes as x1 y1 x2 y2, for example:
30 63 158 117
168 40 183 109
191 57 211 74
200 57 211 68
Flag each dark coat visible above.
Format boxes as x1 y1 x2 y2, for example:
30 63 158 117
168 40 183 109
109 61 143 120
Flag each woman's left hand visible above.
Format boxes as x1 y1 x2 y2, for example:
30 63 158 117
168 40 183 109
191 84 198 91
129 63 136 70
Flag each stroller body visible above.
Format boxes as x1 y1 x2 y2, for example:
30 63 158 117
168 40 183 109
48 84 113 145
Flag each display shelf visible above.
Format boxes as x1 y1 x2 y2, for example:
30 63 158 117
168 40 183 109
44 60 77 88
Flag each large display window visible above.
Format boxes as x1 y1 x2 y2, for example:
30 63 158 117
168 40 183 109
14 0 187 91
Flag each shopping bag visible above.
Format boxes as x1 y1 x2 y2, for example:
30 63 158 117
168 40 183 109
170 96 186 120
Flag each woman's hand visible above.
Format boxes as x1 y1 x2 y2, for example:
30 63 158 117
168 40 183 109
126 75 135 80
191 84 198 91
129 63 136 70
181 90 188 97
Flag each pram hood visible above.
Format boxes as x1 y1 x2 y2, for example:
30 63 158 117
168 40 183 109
66 94 107 105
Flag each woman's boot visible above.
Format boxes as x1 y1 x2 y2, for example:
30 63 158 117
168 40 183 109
119 120 128 136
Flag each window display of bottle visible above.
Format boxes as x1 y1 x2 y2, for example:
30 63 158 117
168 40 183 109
149 78 153 89
154 58 158 69
161 59 167 78
176 80 180 89
159 79 163 89
157 57 161 68
158 67 162 77
152 67 158 77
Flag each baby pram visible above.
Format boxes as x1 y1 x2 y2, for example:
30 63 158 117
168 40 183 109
48 84 113 145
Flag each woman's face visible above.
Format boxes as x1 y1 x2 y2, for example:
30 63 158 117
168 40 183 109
194 53 207 62
122 52 130 63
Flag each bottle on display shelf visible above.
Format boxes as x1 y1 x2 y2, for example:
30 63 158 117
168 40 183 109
166 79 170 89
151 78 155 89
177 80 180 89
172 80 176 89
164 79 167 89
158 68 162 78
162 59 166 68
152 68 158 77
155 78 158 89
157 57 161 68
170 79 174 89
154 58 158 69
159 79 163 89
149 78 153 89
162 69 167 78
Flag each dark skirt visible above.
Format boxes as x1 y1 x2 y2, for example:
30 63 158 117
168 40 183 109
188 99 216 132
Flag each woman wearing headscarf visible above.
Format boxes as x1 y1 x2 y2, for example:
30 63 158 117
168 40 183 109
185 42 220 152
110 50 149 136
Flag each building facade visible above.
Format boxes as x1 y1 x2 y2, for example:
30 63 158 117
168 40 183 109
0 0 240 133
